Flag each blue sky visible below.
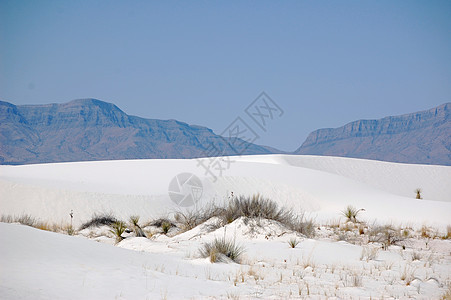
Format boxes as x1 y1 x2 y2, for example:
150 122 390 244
1 1 450 151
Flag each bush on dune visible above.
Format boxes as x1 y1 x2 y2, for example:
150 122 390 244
79 213 118 230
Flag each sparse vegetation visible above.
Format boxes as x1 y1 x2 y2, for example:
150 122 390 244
360 245 379 261
288 237 300 248
161 221 172 234
415 188 422 199
173 194 316 238
110 221 127 243
341 205 365 223
199 236 245 263
79 213 117 230
129 215 146 237
368 225 404 250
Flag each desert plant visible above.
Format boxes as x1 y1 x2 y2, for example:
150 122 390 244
287 216 316 238
129 215 146 237
110 221 127 243
199 236 245 263
16 214 37 227
222 194 293 224
369 225 404 250
66 225 75 236
446 225 451 239
341 205 365 223
288 237 300 248
420 225 432 238
161 221 172 234
0 215 13 223
79 213 117 230
174 204 224 231
415 188 422 199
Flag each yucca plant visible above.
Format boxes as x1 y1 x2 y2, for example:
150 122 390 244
110 221 127 243
161 221 172 234
129 215 146 237
341 205 365 223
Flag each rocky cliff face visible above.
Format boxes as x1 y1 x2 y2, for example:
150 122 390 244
0 99 278 164
295 103 451 165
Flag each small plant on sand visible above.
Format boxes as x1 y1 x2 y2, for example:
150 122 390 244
148 218 175 234
161 221 172 234
360 245 379 261
420 225 432 238
288 237 300 248
341 205 365 223
400 266 416 285
129 215 146 237
66 225 75 236
415 188 422 199
199 236 245 263
110 221 127 243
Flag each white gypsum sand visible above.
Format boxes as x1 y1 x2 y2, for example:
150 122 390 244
0 154 450 299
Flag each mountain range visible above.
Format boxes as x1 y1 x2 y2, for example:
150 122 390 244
0 99 449 165
295 103 450 166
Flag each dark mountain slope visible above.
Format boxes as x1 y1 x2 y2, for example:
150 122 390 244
294 103 450 165
0 99 279 164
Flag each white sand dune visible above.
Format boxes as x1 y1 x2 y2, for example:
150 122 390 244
0 154 449 228
1 155 451 299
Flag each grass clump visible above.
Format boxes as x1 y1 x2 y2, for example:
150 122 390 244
223 195 316 237
15 214 38 227
79 213 117 230
172 194 316 238
288 237 300 248
110 221 127 243
287 216 316 238
225 194 291 223
199 236 245 263
341 205 365 223
174 204 224 232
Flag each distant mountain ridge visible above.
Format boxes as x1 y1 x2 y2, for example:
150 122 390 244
0 99 279 164
295 103 451 166
1 99 449 165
